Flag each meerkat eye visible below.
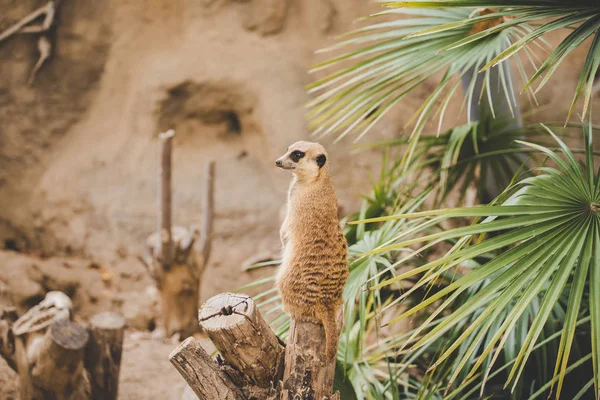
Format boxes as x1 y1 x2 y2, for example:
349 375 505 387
290 150 305 162
316 154 327 168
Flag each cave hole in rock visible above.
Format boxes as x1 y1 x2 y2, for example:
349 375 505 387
157 80 253 142
4 238 18 251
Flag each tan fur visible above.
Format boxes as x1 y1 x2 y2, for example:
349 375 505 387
275 141 348 360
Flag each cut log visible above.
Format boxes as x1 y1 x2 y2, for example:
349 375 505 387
85 312 126 400
199 293 285 387
280 318 340 400
28 319 91 400
4 292 93 400
169 337 244 400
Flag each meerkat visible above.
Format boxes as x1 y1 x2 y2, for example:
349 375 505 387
275 141 348 360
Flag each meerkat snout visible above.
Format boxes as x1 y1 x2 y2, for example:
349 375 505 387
275 141 328 179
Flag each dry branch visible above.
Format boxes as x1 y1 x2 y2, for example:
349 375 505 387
84 312 126 400
169 337 244 400
28 36 51 85
12 291 71 336
0 1 56 43
0 0 62 85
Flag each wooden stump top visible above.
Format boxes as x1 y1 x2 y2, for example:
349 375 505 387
51 320 89 350
90 312 126 331
199 293 254 331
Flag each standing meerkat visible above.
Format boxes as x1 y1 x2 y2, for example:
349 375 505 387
275 141 348 360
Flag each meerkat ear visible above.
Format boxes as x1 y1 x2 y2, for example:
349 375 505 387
316 154 327 168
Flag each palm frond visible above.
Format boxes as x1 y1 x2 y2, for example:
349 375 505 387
308 2 600 151
355 124 599 397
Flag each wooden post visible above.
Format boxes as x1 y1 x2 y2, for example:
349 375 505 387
169 337 244 400
84 312 126 400
28 319 91 400
199 293 285 387
280 318 340 400
199 161 215 266
142 141 216 337
158 129 175 266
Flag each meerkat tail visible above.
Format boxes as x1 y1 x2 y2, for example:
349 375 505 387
320 309 339 360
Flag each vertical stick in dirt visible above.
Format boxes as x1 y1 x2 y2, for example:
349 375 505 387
199 160 214 265
158 129 174 266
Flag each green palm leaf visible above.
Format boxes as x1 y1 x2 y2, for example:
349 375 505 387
354 125 599 397
308 1 600 149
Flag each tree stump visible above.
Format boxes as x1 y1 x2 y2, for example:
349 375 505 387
141 130 215 337
27 319 91 400
84 312 126 400
280 318 340 400
8 291 80 400
170 337 244 400
199 293 285 387
0 293 128 400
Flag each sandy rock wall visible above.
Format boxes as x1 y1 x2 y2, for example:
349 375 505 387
0 0 595 303
0 0 393 300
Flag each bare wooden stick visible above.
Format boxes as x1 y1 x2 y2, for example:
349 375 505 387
0 1 61 85
158 130 175 266
280 318 340 400
0 1 55 43
199 161 215 265
199 293 284 388
169 337 244 400
84 312 126 400
12 291 72 336
28 35 51 85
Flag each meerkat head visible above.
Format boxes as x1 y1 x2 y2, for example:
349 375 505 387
275 141 328 181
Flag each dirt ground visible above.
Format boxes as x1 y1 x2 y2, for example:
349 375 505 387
0 0 597 398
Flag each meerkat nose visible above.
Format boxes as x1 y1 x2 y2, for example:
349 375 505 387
275 159 282 166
